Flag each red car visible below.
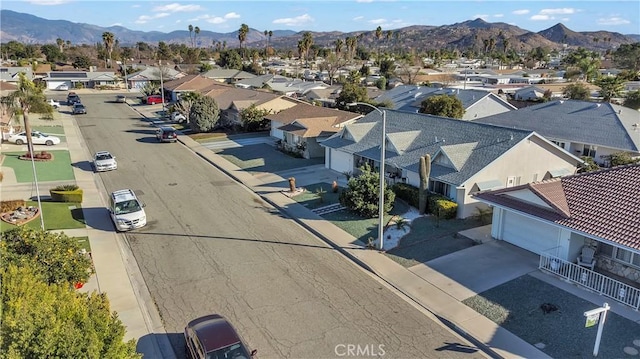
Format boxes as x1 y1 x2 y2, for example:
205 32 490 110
146 95 163 105
184 314 256 359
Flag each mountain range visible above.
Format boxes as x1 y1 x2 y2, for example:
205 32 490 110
1 9 638 53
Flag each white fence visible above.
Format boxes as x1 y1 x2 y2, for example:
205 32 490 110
539 253 640 311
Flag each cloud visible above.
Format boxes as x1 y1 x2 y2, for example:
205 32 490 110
530 15 550 21
368 18 387 25
539 8 577 15
512 9 530 15
135 13 171 24
356 0 374 2
192 12 241 25
353 16 364 21
272 14 314 27
494 14 504 18
25 0 70 4
152 3 204 13
597 16 630 26
131 4 140 8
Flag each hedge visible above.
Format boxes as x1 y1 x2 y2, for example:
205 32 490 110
428 194 457 219
50 188 83 203
392 183 419 208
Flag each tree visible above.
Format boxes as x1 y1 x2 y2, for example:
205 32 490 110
339 163 395 218
335 82 369 110
190 95 220 132
623 90 640 110
56 37 65 52
1 227 94 286
418 154 431 215
173 92 201 124
194 26 200 48
419 95 465 119
188 24 194 47
218 49 242 69
72 55 92 69
238 23 249 60
1 265 140 359
595 76 625 102
3 72 52 157
612 43 640 73
298 31 314 65
562 82 591 100
102 32 115 68
240 104 271 132
140 81 160 97
40 44 64 63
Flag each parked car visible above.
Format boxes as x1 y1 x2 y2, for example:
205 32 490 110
56 84 69 91
72 103 87 114
67 92 80 105
156 126 178 143
92 151 117 172
109 189 146 231
184 314 256 359
8 131 61 146
171 111 186 123
146 95 163 105
48 99 60 108
115 95 126 103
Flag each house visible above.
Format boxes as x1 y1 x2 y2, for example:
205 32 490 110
473 100 640 166
126 66 184 90
0 66 33 83
473 164 640 310
42 70 119 90
266 103 362 159
512 85 547 101
373 85 516 120
321 109 583 218
201 68 256 84
162 75 219 102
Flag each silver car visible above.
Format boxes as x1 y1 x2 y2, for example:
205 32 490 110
93 151 117 172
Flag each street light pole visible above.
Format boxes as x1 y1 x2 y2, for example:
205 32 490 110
159 60 166 114
348 102 386 250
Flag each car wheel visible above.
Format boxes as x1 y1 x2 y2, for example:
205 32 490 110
45 140 54 146
15 139 24 145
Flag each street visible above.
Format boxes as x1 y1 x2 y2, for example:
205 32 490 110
76 94 485 359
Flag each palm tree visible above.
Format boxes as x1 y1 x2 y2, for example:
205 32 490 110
375 26 383 65
334 39 344 58
56 38 64 53
238 23 249 60
188 24 194 47
194 26 200 48
102 32 115 68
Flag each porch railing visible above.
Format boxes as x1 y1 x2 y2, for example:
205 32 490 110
539 253 640 311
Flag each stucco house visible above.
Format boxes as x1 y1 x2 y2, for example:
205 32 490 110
473 164 640 310
512 85 547 101
126 66 184 90
201 68 256 84
266 103 362 159
321 110 583 218
373 85 516 120
162 74 219 102
0 66 33 83
42 70 119 90
473 100 640 166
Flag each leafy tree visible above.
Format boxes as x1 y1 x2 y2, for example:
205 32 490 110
0 265 140 359
40 44 65 63
172 91 201 124
339 163 395 218
2 72 52 156
335 82 369 110
595 76 625 102
0 227 93 286
218 49 242 69
623 90 640 110
578 156 600 173
72 55 92 69
562 82 591 100
379 58 395 79
199 62 213 73
419 95 465 119
140 82 160 97
157 41 172 60
612 43 640 73
190 95 220 132
239 104 271 132
605 152 640 166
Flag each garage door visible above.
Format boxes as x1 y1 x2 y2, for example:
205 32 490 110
501 211 557 255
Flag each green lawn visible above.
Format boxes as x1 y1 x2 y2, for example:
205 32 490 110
215 143 324 173
0 201 85 232
34 125 65 137
75 236 91 253
292 182 342 210
1 150 74 182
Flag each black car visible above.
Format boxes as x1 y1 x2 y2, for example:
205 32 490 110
155 126 178 142
72 103 87 114
67 92 81 105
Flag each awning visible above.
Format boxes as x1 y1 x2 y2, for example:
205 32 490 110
548 168 573 178
474 179 504 191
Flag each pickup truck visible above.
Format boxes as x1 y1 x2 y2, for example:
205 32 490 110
48 99 60 108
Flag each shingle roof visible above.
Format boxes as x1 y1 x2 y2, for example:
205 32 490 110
266 103 360 125
474 100 640 152
163 74 217 91
474 164 640 249
205 87 279 110
321 109 534 185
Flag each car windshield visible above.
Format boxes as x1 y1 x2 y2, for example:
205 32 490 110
96 154 112 161
206 343 250 359
114 200 142 215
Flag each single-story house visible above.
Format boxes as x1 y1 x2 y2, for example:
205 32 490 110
126 66 184 90
0 66 33 83
162 74 219 102
201 68 256 84
42 71 119 90
266 103 362 159
473 100 640 166
512 85 546 101
321 109 583 218
473 164 640 310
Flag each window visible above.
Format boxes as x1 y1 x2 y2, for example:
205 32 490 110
582 145 597 157
551 140 565 149
599 243 640 268
430 181 450 196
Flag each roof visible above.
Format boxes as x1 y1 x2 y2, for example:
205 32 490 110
201 68 256 81
321 109 536 186
474 100 640 153
162 74 217 91
111 189 137 202
205 86 279 110
473 164 640 250
266 103 360 125
187 314 242 352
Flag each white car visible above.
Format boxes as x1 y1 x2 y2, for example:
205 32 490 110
92 151 117 172
171 111 186 123
48 99 60 108
8 131 61 146
56 84 69 91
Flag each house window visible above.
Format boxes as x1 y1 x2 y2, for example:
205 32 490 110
551 140 565 149
600 243 640 268
582 145 597 157
430 181 450 196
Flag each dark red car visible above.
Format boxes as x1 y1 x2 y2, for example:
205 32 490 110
184 314 257 359
146 95 163 105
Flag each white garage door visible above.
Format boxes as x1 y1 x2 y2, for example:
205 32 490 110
502 211 557 255
329 149 353 174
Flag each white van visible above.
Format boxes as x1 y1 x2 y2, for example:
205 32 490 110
109 189 146 231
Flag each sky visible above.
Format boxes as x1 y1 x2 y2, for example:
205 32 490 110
2 0 639 35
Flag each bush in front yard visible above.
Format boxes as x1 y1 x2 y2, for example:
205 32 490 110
429 194 457 219
50 184 83 203
0 200 26 213
339 163 395 217
392 183 419 208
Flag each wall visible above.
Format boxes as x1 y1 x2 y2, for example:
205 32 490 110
463 96 513 120
598 257 640 285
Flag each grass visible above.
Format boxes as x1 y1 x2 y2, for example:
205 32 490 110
291 182 342 210
192 131 271 143
34 125 65 137
214 143 324 173
1 150 74 182
463 274 640 359
75 236 91 253
0 200 85 232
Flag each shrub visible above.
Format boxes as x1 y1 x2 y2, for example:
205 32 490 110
0 200 26 213
392 183 419 208
339 163 395 218
23 151 52 160
51 184 79 191
50 186 83 203
429 194 457 219
0 171 3 182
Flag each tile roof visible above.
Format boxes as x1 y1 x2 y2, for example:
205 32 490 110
474 100 640 153
321 109 535 186
474 164 640 249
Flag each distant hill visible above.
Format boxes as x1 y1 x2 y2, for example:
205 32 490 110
0 9 636 53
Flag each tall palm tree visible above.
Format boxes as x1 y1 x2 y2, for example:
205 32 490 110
102 32 115 68
56 38 64 53
238 23 249 60
188 24 194 47
334 39 344 58
194 26 200 48
375 26 383 66
264 30 268 58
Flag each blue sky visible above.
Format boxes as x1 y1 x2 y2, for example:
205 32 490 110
2 0 639 34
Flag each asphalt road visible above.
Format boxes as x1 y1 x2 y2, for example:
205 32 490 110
76 94 486 359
